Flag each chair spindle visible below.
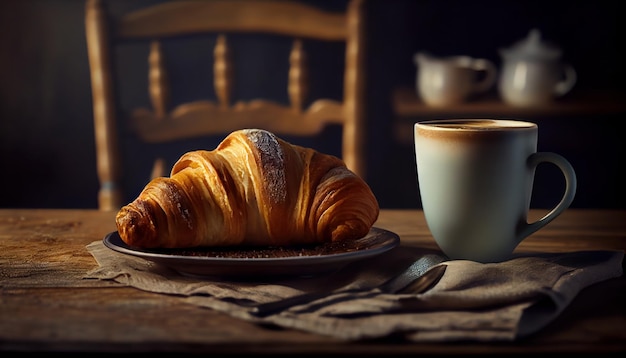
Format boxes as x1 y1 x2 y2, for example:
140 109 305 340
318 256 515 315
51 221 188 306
148 40 170 119
214 34 232 109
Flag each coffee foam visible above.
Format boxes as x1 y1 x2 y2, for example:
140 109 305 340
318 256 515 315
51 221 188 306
423 119 534 129
415 119 536 141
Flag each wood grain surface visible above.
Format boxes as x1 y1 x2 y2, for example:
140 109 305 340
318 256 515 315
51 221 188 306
1 208 625 353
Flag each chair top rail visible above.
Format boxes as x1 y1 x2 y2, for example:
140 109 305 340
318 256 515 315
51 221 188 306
117 0 348 41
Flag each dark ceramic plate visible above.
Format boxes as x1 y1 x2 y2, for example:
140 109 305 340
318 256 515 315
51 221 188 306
103 227 399 279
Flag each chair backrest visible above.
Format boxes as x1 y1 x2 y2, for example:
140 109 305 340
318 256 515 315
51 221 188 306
85 0 367 211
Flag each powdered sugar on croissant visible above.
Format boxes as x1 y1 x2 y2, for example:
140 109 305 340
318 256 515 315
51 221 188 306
115 129 379 248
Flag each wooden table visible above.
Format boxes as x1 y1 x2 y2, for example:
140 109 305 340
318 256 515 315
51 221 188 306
1 208 625 353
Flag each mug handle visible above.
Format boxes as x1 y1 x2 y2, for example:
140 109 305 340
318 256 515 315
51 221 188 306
517 152 577 242
470 59 497 94
554 64 577 97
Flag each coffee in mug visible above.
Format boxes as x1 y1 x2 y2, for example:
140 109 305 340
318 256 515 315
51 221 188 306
414 119 577 262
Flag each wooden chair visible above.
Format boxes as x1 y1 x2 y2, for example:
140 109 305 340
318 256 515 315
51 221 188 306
85 0 367 211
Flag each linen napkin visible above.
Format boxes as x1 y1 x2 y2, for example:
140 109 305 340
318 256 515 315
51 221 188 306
84 241 623 342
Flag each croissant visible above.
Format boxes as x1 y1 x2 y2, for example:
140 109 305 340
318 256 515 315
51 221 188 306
115 128 379 249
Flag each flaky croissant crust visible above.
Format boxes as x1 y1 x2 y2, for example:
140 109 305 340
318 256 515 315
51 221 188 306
115 129 379 248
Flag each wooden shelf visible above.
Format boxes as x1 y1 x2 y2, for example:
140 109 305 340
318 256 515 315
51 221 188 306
391 86 626 145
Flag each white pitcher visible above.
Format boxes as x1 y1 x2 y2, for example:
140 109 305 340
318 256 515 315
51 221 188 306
414 52 497 107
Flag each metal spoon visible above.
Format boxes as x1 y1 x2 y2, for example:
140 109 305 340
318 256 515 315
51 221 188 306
250 254 447 317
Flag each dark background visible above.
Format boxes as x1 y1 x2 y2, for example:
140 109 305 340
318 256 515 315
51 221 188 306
1 0 625 210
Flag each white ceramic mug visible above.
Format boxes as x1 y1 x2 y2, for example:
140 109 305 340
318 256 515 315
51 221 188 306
414 53 497 107
414 119 577 263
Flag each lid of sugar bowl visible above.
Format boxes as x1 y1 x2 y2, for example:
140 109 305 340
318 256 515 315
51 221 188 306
499 29 562 61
